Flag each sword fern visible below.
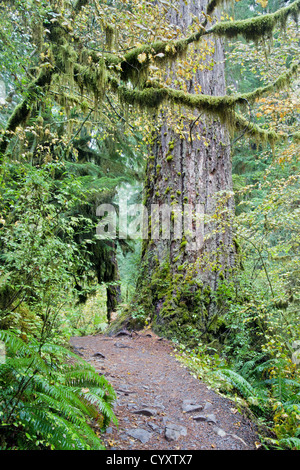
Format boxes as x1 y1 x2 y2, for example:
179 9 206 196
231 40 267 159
0 330 117 450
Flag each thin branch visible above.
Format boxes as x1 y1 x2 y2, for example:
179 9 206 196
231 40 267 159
105 93 135 130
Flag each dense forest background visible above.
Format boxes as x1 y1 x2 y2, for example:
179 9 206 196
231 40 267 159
0 0 299 450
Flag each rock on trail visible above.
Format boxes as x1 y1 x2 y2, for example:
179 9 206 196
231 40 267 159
70 329 259 451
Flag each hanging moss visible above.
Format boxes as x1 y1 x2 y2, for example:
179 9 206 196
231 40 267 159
118 83 237 119
121 38 191 84
105 23 115 50
116 0 300 86
74 60 108 102
233 112 286 147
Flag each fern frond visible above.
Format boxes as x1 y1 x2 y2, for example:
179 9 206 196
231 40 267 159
32 374 94 417
278 437 300 450
18 404 96 450
216 368 267 409
281 402 300 414
74 387 118 425
65 365 116 396
0 329 36 356
40 341 87 363
0 329 116 449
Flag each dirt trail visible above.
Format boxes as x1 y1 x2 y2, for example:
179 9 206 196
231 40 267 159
70 329 259 451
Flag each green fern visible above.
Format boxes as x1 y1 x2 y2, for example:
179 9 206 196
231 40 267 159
0 329 117 450
277 437 300 450
216 368 268 412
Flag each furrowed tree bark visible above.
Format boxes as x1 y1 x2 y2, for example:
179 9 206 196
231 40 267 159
135 0 235 346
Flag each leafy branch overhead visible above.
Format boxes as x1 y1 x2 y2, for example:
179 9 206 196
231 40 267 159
0 0 299 154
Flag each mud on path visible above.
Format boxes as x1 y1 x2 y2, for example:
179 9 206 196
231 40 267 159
70 329 259 451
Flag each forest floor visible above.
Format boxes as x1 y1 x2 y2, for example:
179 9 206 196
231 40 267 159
70 328 260 451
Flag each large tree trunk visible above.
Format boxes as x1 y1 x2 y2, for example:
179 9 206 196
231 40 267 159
136 0 235 345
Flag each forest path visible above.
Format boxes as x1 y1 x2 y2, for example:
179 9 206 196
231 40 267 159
70 329 259 451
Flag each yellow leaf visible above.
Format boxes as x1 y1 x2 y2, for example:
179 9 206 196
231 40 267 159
137 52 147 63
256 0 268 7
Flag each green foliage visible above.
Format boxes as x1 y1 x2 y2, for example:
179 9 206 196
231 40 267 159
0 0 299 452
0 160 96 335
0 329 117 450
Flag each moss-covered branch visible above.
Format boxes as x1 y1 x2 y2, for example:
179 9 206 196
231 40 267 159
233 112 283 145
0 67 53 156
118 0 299 81
117 61 298 111
239 61 299 102
73 1 300 85
118 83 237 119
233 112 300 145
115 61 298 145
211 0 300 41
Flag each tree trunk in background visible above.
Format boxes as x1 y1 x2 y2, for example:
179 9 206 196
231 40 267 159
136 0 235 346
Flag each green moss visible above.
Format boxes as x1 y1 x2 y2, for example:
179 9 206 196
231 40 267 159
166 155 174 161
114 253 225 347
233 112 285 147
